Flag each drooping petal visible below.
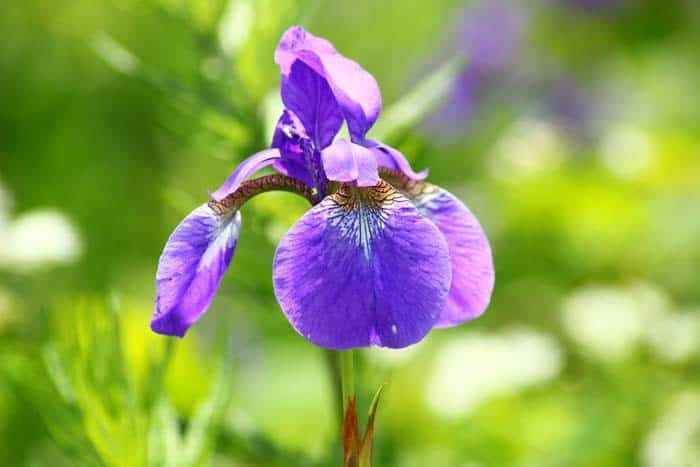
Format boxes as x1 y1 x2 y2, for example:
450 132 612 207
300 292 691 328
412 185 494 327
275 26 382 140
152 204 241 337
210 148 281 201
272 182 451 349
321 139 379 187
281 60 343 149
364 140 429 180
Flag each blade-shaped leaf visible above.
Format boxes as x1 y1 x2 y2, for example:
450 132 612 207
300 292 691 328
358 384 386 467
371 56 465 142
342 397 360 467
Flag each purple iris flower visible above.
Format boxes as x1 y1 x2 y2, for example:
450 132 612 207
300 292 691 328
431 0 525 133
151 27 494 349
546 75 598 144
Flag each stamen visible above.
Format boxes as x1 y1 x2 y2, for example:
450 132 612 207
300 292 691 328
331 180 401 211
210 174 315 214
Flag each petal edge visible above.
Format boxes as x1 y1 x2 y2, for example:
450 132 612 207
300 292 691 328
152 205 241 336
413 185 494 327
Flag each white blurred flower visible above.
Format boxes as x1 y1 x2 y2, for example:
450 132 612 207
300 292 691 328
599 123 653 180
647 309 700 364
425 328 563 418
489 118 567 180
642 391 700 467
562 283 670 361
0 210 82 270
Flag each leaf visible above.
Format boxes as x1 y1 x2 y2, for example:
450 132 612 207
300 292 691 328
1 352 102 466
147 396 181 467
218 0 256 56
358 384 386 467
180 324 235 466
371 56 465 142
342 397 360 467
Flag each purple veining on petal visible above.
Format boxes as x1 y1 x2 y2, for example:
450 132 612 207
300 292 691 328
272 183 451 349
281 60 344 149
363 139 429 180
321 139 379 187
413 185 494 327
210 148 281 201
275 26 382 141
152 205 241 337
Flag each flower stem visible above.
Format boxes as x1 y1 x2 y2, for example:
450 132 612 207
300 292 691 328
323 349 343 424
340 350 355 414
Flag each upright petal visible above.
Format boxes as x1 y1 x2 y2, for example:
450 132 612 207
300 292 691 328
272 182 451 349
364 140 429 180
275 26 382 140
321 139 379 187
413 185 494 327
152 204 241 337
271 110 316 188
210 148 281 201
281 60 344 149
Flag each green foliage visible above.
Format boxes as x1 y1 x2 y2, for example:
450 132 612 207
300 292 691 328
0 297 236 467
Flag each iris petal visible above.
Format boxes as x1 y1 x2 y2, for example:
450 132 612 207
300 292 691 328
152 204 241 337
321 139 379 187
412 185 494 327
275 26 382 140
210 148 281 201
281 60 344 149
272 182 451 349
271 110 316 188
364 140 429 180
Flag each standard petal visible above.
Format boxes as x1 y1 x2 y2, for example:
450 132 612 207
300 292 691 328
364 140 428 180
275 26 382 140
271 110 316 188
321 139 379 187
413 185 494 327
272 182 451 349
210 148 281 201
152 204 241 337
281 60 343 148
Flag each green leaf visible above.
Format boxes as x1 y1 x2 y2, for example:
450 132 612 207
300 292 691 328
358 384 385 467
147 397 181 467
180 328 235 466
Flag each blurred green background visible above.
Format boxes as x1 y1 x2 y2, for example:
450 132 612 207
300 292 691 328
1 0 700 465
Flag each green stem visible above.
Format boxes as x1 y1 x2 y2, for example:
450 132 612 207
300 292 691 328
340 350 355 414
